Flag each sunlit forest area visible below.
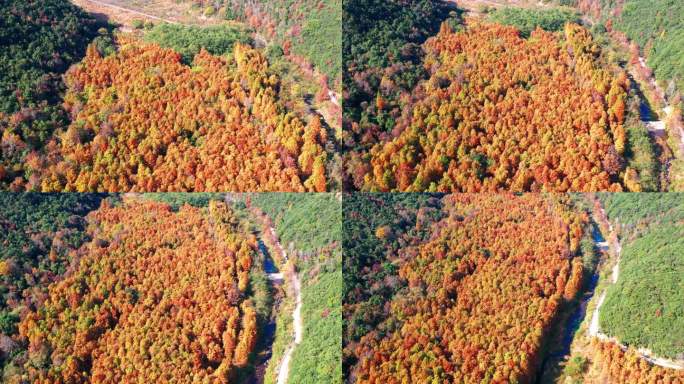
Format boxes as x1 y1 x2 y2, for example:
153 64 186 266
343 192 684 383
342 0 683 192
0 193 342 383
0 0 341 192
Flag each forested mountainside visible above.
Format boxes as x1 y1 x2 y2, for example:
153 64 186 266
365 23 633 192
36 39 328 192
342 193 445 374
576 0 684 93
571 0 684 192
250 193 342 383
343 194 593 382
185 0 341 88
0 0 102 189
3 198 266 383
593 341 684 383
342 0 453 152
343 1 656 192
587 193 684 383
0 0 99 114
1 1 336 192
0 194 109 375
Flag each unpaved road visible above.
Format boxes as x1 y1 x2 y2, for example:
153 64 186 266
74 0 182 24
328 90 340 108
636 57 684 153
589 207 684 370
276 270 303 384
266 226 303 384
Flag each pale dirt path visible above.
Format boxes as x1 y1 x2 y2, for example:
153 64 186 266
328 90 340 108
266 226 303 384
637 57 668 133
589 206 684 370
74 0 183 24
276 271 302 384
635 56 684 152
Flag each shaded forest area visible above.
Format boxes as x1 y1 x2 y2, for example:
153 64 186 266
343 194 592 382
250 193 342 383
343 1 659 192
342 192 444 371
1 195 276 383
0 0 105 189
342 0 455 154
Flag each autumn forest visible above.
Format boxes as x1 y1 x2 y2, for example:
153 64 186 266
0 193 342 383
2 0 684 383
343 192 684 383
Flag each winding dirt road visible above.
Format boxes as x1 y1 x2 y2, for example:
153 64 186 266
589 207 684 370
266 226 303 384
276 270 303 384
73 0 183 24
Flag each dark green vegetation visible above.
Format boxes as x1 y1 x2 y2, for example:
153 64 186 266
142 192 226 210
599 192 683 226
0 0 102 188
598 193 684 360
221 0 341 85
0 193 109 372
624 118 659 192
251 193 341 254
488 7 580 37
342 193 444 369
250 193 342 383
0 0 99 114
614 0 684 91
587 0 684 92
289 267 341 383
342 0 457 152
144 23 253 64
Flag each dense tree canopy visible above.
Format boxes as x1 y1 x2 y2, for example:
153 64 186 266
144 23 253 64
597 193 684 360
0 0 101 189
10 199 259 383
577 0 684 92
593 340 684 383
488 7 580 37
357 23 634 192
0 0 99 114
346 194 588 383
0 193 108 374
342 0 454 156
23 38 329 192
187 0 341 87
342 193 444 372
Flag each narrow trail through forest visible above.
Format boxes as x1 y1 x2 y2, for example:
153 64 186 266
265 226 303 384
77 0 183 24
631 55 684 190
634 57 675 137
276 270 302 384
589 205 684 370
